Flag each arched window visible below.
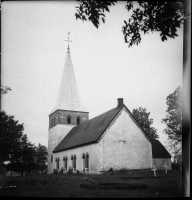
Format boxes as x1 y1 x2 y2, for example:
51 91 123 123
67 116 71 124
55 157 57 169
82 153 85 170
85 153 89 170
73 155 76 170
71 155 73 169
65 156 68 170
57 157 60 170
77 117 80 125
63 157 65 168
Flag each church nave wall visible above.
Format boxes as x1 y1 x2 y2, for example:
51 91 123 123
52 143 99 173
99 107 153 171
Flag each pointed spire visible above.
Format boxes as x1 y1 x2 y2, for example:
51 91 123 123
50 34 87 114
65 32 72 53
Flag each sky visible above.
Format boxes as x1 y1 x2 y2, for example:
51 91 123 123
1 1 183 152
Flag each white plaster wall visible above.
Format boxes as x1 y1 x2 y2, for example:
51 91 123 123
153 158 172 170
47 124 75 174
98 107 153 171
53 143 99 173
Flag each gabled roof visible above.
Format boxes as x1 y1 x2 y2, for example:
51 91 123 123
53 105 122 153
151 139 171 158
53 104 152 153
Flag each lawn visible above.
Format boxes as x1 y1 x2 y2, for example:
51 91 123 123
0 170 182 198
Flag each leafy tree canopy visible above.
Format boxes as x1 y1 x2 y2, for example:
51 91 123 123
132 107 159 139
0 86 11 96
0 111 24 165
162 86 182 155
75 0 185 47
35 143 48 174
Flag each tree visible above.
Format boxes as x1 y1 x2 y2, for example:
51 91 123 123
0 111 24 165
0 110 37 175
132 107 159 139
162 86 182 155
35 143 48 174
75 1 186 47
0 86 11 96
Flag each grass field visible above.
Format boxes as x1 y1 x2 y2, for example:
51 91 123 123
0 170 182 198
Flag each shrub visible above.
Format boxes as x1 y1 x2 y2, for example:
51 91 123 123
67 167 73 174
53 169 58 174
119 168 127 173
172 163 181 171
59 168 64 174
76 170 79 174
108 168 113 173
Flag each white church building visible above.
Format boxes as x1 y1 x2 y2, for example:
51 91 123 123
47 41 171 174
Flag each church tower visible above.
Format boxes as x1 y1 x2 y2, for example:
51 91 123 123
48 33 89 173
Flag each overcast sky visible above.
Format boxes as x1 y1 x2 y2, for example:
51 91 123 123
1 1 183 150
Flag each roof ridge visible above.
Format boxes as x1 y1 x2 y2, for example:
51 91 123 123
53 105 122 153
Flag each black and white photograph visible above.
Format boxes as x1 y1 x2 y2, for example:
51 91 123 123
0 0 190 197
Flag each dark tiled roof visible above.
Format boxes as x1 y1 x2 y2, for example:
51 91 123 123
53 105 123 153
152 139 171 158
53 104 152 153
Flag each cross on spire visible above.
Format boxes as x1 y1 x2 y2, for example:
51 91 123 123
65 32 72 52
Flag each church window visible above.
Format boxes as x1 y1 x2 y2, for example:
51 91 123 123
71 155 74 168
55 158 57 169
73 155 76 170
77 117 80 125
85 153 89 170
65 156 68 170
82 153 85 170
63 157 65 168
67 116 71 124
57 157 60 170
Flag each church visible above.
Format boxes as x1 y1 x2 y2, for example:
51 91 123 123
47 38 171 174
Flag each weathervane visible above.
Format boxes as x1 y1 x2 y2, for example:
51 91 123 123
65 32 72 51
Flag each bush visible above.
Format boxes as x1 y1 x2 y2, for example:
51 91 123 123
76 170 79 174
53 169 58 174
59 168 64 174
172 163 181 171
67 167 73 174
108 168 113 173
119 168 127 173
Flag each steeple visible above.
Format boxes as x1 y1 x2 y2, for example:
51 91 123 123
50 33 87 114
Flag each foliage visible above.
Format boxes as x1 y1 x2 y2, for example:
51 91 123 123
172 162 181 171
0 165 6 175
108 167 113 173
0 86 12 96
162 87 182 155
53 169 58 174
75 1 185 47
35 143 48 174
0 111 25 165
0 87 48 175
119 167 127 173
59 168 64 174
132 107 159 139
67 167 73 174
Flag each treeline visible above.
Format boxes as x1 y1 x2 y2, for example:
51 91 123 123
0 110 47 176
